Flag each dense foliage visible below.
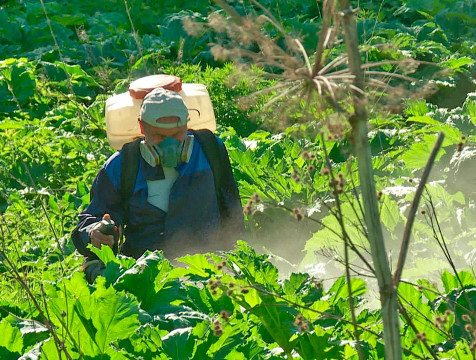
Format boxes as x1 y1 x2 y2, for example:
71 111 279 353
0 0 475 359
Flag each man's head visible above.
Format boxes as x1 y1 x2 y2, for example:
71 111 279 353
139 87 189 144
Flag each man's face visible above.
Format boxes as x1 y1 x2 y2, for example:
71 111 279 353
140 116 188 145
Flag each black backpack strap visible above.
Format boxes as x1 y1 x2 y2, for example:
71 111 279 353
190 129 224 198
120 138 142 223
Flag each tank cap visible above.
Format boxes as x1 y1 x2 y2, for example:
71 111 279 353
128 75 182 99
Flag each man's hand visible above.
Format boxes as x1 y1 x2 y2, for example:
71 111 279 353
89 214 116 249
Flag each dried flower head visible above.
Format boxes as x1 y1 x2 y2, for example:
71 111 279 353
251 193 261 203
320 167 330 176
293 208 304 221
186 0 431 134
416 332 427 341
220 310 230 320
243 205 252 215
470 340 476 352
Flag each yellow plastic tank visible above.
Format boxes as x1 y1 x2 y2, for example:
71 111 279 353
105 75 217 150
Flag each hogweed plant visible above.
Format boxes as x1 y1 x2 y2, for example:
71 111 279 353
184 0 467 359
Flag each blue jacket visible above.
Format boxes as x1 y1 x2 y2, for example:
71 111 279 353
71 135 244 259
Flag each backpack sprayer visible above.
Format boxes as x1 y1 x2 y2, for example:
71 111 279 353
105 75 217 150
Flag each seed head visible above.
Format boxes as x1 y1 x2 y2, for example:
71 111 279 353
293 313 304 326
457 142 464 152
465 324 473 332
470 340 476 352
213 328 223 336
416 332 427 342
301 151 310 160
226 289 234 296
220 310 230 320
299 323 309 332
444 310 452 316
320 167 330 176
293 208 304 221
251 193 261 203
461 135 466 140
435 315 447 325
421 210 426 215
377 190 383 200
308 164 315 172
241 288 249 294
462 314 471 322
243 204 252 215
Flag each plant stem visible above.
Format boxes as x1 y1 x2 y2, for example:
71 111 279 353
393 132 444 286
338 1 402 359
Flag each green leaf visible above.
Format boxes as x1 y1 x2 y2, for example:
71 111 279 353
160 327 195 360
402 135 445 169
0 320 23 357
284 273 310 295
74 285 140 354
328 277 367 304
441 270 459 293
88 243 120 265
406 115 441 125
443 57 474 71
115 251 188 315
380 196 402 232
175 253 216 279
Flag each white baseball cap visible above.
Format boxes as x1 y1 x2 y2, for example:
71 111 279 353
140 87 188 128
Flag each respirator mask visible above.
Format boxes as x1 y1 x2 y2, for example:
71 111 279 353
140 135 194 168
138 87 194 168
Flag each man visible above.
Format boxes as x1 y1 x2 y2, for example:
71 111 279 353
72 87 244 281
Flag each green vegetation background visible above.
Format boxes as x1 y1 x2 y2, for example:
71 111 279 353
0 0 475 359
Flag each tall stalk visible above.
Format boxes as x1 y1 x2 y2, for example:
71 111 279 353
338 1 402 359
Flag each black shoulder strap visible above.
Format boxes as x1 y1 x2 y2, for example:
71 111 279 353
190 129 225 196
120 138 142 222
